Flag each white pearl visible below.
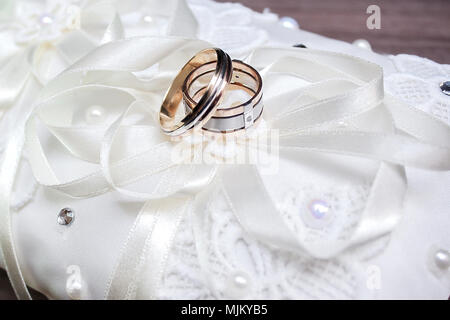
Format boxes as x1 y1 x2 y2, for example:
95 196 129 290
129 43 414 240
309 199 330 219
434 249 450 270
301 199 333 229
338 121 348 128
85 105 106 125
39 13 54 25
352 39 372 51
226 271 252 298
233 273 249 288
280 16 299 29
142 15 153 23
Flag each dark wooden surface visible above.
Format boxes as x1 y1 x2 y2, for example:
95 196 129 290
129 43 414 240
217 0 450 63
1 0 449 301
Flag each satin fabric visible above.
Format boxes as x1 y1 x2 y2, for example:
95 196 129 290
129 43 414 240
1 3 450 300
0 0 198 299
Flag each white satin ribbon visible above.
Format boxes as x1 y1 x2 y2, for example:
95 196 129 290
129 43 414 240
0 0 201 300
2 33 450 300
0 0 128 300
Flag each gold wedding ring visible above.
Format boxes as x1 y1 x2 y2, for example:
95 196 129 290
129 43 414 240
159 48 263 136
159 48 232 136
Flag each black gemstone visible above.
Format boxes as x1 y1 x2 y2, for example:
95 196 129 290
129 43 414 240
293 43 307 48
440 81 450 96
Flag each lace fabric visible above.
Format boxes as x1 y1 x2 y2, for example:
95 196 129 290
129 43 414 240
160 188 364 300
159 1 450 300
386 54 450 125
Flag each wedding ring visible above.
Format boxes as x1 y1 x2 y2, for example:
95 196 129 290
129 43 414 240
183 60 263 133
159 48 232 136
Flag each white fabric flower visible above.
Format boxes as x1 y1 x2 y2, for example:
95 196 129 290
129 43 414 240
1 0 83 45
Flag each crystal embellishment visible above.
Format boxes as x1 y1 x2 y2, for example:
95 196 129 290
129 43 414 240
440 81 450 96
57 207 75 226
244 106 254 129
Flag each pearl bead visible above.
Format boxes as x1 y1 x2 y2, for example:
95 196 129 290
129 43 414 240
142 15 153 23
434 249 450 270
338 121 348 128
352 39 372 51
233 272 249 288
226 271 252 298
301 199 333 229
440 81 450 96
39 13 54 25
85 105 106 125
309 199 330 219
280 16 299 29
57 207 75 226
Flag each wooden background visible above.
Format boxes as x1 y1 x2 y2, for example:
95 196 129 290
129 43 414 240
217 0 450 63
1 0 449 300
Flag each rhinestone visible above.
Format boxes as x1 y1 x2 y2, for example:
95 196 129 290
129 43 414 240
440 81 450 96
293 44 307 48
57 207 75 225
434 249 450 270
244 111 254 129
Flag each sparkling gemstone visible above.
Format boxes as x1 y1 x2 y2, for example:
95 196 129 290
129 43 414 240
39 13 54 25
57 207 75 225
440 81 450 96
85 105 106 125
308 199 330 219
244 111 254 129
280 16 299 29
434 249 450 270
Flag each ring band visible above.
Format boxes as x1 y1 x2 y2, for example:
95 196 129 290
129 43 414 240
159 48 232 136
183 60 263 133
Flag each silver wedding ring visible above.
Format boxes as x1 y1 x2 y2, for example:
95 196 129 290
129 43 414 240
183 60 263 133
